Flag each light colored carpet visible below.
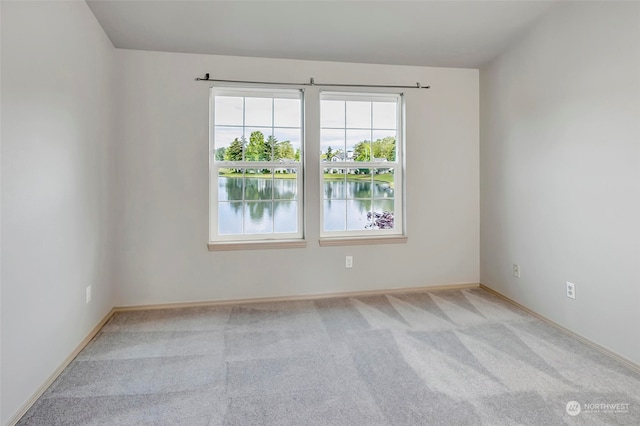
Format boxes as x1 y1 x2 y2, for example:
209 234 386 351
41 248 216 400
18 288 640 425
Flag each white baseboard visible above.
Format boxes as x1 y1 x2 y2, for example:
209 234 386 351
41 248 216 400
479 283 640 374
6 308 116 426
114 283 481 312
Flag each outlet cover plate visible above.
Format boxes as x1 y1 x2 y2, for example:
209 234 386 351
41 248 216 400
513 264 520 278
566 282 576 299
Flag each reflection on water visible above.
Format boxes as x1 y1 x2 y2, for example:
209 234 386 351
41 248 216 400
218 176 298 234
220 176 296 219
323 177 394 231
218 176 394 234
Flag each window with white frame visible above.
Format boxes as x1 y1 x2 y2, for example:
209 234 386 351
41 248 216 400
320 92 403 237
210 88 303 242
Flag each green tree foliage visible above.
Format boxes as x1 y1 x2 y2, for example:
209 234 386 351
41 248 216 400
246 131 265 161
353 140 372 161
224 137 244 161
264 135 277 161
214 147 227 161
275 140 295 161
353 137 395 162
325 146 334 161
223 131 298 163
322 146 343 161
373 136 396 161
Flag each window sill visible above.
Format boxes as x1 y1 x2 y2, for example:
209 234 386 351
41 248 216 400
208 239 307 251
319 235 408 247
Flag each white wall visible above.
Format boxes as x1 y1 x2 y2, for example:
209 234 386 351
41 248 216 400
114 50 479 306
1 1 115 423
480 2 640 365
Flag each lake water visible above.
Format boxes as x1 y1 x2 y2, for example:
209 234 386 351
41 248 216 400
217 176 394 234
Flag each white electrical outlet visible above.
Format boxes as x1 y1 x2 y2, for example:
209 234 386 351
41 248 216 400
86 285 92 304
513 264 520 278
345 256 353 268
566 282 576 299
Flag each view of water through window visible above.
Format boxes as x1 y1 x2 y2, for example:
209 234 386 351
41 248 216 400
211 89 402 241
217 175 394 234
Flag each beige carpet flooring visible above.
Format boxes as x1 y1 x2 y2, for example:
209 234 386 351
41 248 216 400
18 288 640 425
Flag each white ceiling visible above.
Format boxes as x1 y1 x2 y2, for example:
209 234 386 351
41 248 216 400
87 0 558 68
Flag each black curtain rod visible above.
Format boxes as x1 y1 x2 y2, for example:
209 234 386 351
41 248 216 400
195 74 430 90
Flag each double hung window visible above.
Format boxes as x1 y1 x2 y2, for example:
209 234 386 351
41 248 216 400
210 88 303 243
209 87 404 248
320 92 403 238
